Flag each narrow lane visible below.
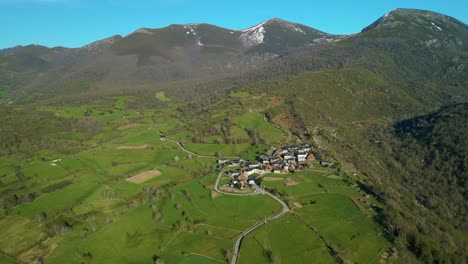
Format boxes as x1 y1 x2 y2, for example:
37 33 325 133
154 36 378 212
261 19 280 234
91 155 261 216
214 168 289 264
160 131 290 264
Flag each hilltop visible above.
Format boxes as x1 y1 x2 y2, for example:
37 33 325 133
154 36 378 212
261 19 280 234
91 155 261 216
0 18 344 103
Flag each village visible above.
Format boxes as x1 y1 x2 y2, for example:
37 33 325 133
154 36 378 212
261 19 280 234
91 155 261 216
219 143 334 189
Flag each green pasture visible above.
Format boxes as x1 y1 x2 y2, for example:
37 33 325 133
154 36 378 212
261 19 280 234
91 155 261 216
233 112 286 144
48 205 172 264
0 215 44 256
183 143 250 157
238 213 335 264
12 173 102 218
47 175 282 264
295 194 391 263
162 232 230 263
229 125 250 140
157 178 282 229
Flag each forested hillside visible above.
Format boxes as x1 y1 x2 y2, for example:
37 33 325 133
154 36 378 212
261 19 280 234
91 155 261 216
375 103 467 263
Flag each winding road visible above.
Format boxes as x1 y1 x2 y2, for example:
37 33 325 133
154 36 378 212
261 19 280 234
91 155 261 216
158 131 238 159
159 131 290 264
214 168 290 264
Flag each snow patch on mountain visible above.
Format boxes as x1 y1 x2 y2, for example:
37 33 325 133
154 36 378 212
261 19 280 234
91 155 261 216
294 27 305 34
240 22 266 48
431 22 442 31
313 37 336 44
184 24 204 46
282 22 305 34
313 34 347 44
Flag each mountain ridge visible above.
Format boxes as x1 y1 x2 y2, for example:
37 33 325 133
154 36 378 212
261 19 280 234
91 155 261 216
1 17 340 51
0 8 466 104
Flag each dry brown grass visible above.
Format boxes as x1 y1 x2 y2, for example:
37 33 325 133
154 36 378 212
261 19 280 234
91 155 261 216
126 170 161 183
18 237 59 263
263 177 284 182
267 96 286 108
283 177 299 186
275 110 300 129
211 191 220 199
293 202 303 208
117 144 151 150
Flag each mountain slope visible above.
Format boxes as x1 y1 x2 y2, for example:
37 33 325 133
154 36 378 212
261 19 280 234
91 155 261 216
373 104 467 263
240 18 344 54
215 9 468 263
0 18 344 103
242 9 467 111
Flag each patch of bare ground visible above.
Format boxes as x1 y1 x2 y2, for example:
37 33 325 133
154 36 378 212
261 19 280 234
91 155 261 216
117 144 151 150
327 175 344 179
275 110 300 129
18 237 60 263
380 250 389 264
211 191 220 198
293 202 303 209
263 177 285 182
126 170 161 183
283 177 299 186
267 96 286 109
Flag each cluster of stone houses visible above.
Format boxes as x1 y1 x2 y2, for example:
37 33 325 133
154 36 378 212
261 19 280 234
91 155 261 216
221 144 316 189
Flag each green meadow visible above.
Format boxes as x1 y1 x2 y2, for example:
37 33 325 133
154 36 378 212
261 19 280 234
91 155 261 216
259 170 392 263
233 112 286 144
238 214 336 264
0 96 394 264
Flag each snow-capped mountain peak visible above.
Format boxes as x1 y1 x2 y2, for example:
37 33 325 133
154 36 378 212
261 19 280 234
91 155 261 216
240 22 267 48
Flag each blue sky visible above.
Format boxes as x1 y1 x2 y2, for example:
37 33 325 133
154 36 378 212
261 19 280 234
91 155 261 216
0 0 466 49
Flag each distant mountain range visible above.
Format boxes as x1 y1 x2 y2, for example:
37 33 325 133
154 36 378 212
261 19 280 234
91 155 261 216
0 8 466 104
0 17 344 102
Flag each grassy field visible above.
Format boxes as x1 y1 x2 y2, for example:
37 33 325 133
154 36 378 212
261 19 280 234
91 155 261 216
12 173 102 218
260 170 391 263
0 215 44 256
45 175 282 264
0 97 394 264
296 194 392 263
233 112 286 144
183 143 250 157
238 213 336 264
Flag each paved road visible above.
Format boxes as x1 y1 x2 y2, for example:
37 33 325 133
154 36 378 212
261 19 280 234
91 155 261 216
160 131 290 264
214 169 290 264
158 131 238 159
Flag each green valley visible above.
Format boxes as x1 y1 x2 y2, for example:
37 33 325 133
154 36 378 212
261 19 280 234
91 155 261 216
0 6 466 264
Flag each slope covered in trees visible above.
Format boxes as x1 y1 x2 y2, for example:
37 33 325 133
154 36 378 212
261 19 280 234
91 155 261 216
376 103 467 263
